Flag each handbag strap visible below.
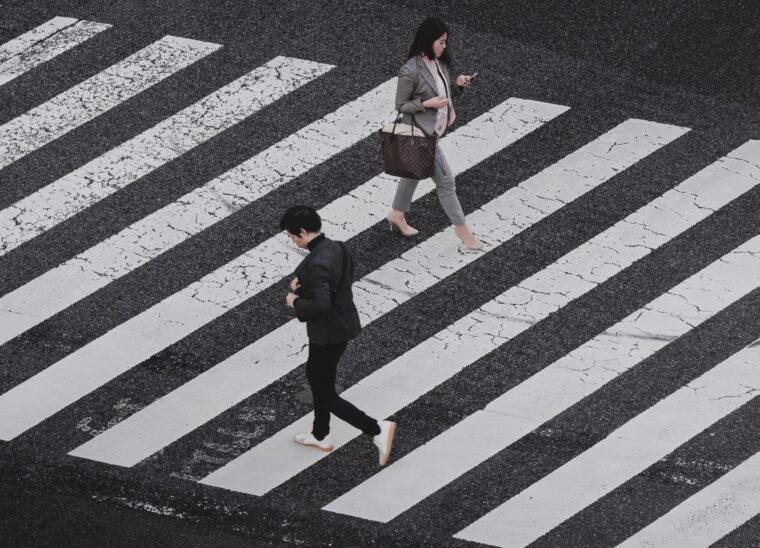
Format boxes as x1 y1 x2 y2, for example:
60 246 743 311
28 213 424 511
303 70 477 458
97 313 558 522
391 61 448 138
294 240 350 297
393 112 422 137
333 241 349 296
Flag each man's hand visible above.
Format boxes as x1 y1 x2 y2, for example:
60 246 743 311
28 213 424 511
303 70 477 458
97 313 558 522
286 292 299 308
290 277 301 291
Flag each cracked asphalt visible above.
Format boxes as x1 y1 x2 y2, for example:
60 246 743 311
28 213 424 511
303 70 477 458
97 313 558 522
2 1 760 547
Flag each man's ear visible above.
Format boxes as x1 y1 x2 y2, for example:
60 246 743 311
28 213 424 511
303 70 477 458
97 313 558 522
299 228 309 238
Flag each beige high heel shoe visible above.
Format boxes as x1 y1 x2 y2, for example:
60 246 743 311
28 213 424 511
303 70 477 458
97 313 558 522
387 211 419 237
454 223 482 251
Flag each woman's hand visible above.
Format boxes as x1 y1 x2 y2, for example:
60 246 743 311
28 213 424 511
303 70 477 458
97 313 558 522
456 74 474 87
422 96 449 109
286 292 298 308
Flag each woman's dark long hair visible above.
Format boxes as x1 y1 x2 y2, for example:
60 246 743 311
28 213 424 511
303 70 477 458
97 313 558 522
407 17 453 65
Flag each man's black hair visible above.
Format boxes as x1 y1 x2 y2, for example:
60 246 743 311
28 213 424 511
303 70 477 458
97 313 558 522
280 205 322 235
407 17 453 65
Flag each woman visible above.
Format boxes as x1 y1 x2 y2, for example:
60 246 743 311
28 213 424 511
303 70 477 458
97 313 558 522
387 17 481 250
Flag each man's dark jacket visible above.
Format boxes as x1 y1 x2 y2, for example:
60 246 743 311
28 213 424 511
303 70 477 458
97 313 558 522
292 235 361 345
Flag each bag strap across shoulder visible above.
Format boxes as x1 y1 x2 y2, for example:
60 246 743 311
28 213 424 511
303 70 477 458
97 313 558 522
297 240 350 297
333 241 349 296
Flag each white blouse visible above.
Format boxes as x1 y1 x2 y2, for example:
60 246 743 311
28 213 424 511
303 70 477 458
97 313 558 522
423 57 450 136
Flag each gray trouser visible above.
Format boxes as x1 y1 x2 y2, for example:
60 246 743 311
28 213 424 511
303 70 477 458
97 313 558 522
391 143 467 225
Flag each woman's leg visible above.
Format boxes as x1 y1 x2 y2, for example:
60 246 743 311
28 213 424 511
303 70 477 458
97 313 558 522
388 177 420 236
431 145 466 225
391 177 419 213
432 145 482 249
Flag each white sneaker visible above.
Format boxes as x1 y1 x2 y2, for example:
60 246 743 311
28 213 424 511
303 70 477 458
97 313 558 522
373 420 396 466
294 432 334 452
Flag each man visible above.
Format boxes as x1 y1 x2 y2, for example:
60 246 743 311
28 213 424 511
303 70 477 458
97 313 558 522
281 205 396 465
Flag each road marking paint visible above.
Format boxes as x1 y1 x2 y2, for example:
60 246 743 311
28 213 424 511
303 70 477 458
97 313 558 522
619 450 760 548
0 76 393 345
0 18 111 87
325 183 760 521
454 340 760 547
0 35 220 171
195 119 690 495
67 98 568 464
0 56 332 256
1 17 79 62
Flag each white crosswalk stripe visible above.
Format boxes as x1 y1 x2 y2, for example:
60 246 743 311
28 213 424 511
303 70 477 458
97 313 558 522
57 97 564 461
0 77 395 346
1 17 83 62
196 119 688 495
618 448 760 548
0 18 111 87
0 35 219 171
0 56 332 257
324 194 760 521
454 340 760 547
0 97 561 442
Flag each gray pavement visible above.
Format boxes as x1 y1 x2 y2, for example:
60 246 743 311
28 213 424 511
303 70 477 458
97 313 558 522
1 1 760 546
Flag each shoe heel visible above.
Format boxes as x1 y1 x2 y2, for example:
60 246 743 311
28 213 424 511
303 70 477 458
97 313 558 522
387 215 418 237
458 242 484 253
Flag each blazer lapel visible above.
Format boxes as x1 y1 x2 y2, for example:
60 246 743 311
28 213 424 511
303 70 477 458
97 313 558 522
415 56 457 127
416 56 438 95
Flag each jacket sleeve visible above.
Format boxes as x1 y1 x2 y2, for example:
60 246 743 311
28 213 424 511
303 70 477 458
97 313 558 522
395 63 426 114
293 261 332 320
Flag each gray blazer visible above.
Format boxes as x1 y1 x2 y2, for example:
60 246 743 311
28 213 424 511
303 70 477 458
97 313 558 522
395 56 462 137
292 236 361 345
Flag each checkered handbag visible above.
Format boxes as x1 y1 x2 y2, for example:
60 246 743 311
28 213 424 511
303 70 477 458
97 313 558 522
380 114 437 179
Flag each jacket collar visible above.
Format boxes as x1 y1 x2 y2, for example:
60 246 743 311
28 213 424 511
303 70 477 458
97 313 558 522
307 233 327 252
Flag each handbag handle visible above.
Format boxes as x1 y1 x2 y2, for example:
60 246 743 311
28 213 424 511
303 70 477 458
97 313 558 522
392 112 422 136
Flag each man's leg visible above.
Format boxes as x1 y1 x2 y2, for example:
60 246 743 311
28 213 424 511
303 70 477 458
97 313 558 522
326 346 394 465
305 341 344 440
324 345 381 437
306 341 393 464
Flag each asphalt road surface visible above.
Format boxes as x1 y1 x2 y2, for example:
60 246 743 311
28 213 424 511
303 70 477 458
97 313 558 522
2 1 760 546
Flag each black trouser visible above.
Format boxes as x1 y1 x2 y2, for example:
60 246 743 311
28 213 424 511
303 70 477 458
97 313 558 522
306 341 380 440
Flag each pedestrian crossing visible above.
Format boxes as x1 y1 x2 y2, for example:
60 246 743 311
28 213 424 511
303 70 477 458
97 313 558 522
455 339 760 547
197 119 687 495
325 213 760 523
0 17 111 87
69 96 567 467
0 35 220 171
1 16 760 547
619 440 760 547
0 56 332 257
0 95 561 441
0 77 395 345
